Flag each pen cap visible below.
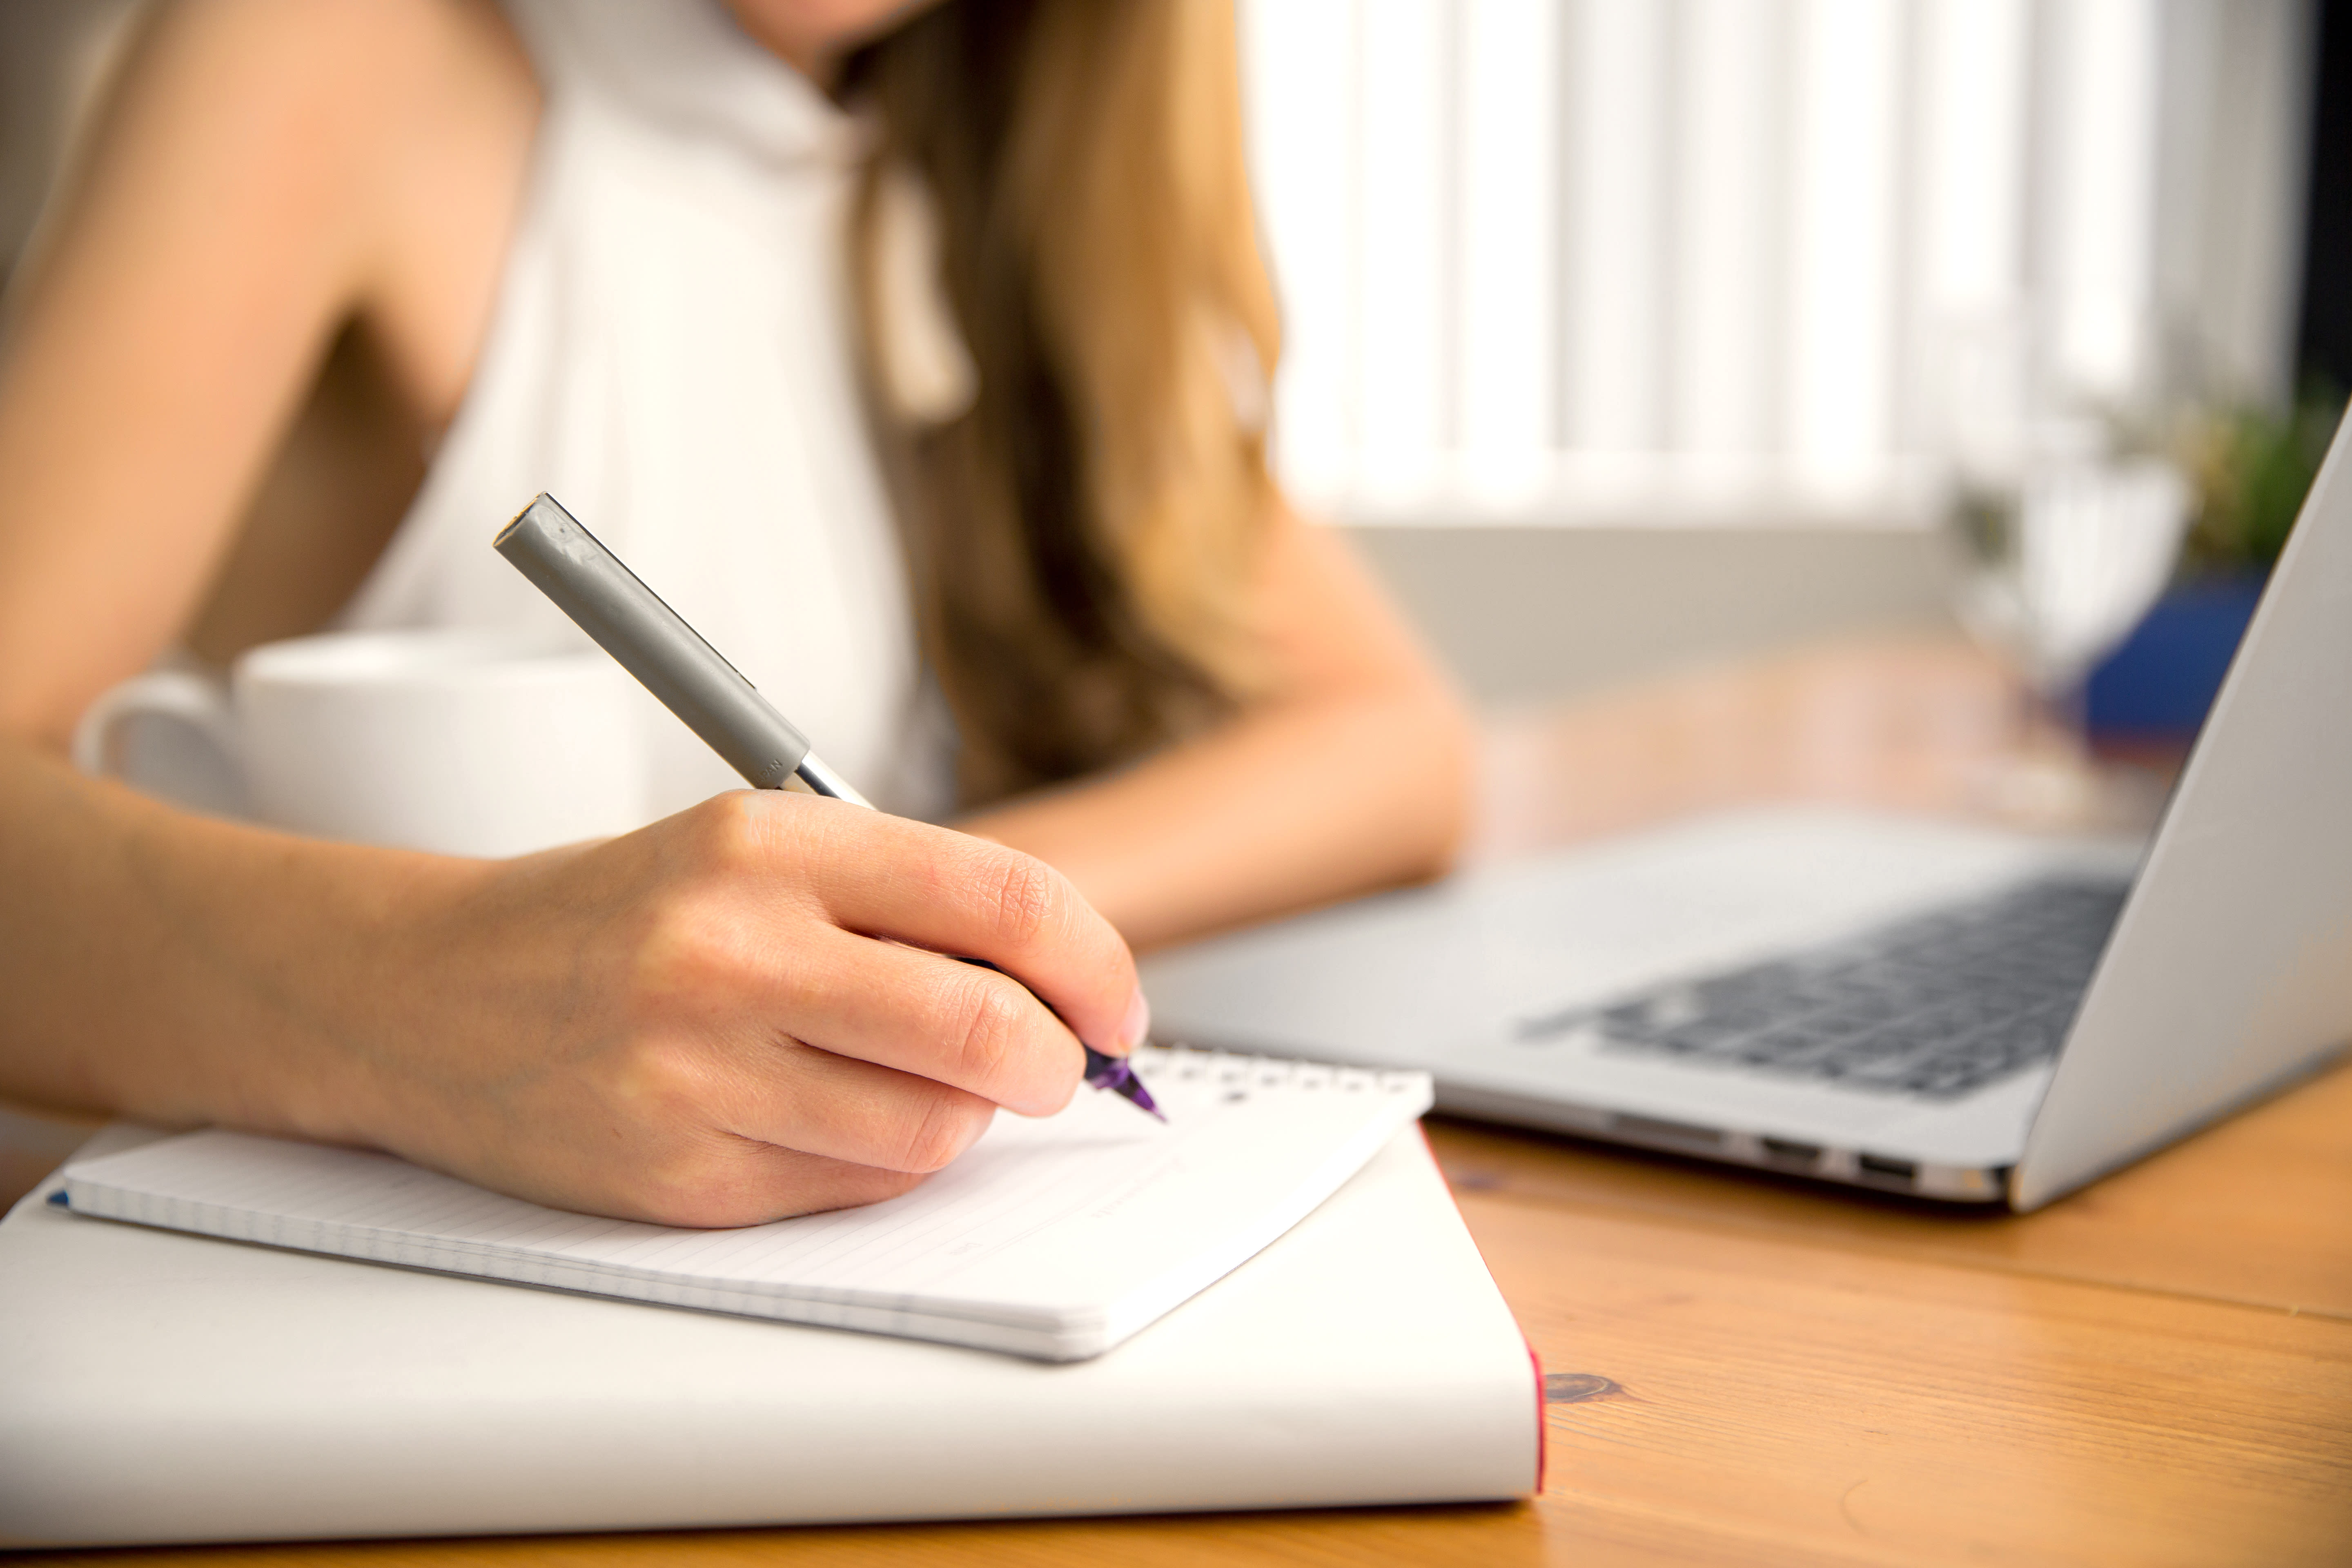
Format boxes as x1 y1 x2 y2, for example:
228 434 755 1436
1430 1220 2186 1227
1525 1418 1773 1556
494 494 811 790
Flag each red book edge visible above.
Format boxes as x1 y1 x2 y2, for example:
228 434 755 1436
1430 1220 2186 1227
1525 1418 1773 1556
1526 1334 1548 1495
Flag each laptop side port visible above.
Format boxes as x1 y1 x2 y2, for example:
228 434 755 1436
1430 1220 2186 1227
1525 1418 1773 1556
1760 1137 1823 1169
1610 1113 1724 1149
1857 1153 1919 1186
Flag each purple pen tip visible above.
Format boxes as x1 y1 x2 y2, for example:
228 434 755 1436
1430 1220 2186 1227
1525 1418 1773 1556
1083 1047 1167 1122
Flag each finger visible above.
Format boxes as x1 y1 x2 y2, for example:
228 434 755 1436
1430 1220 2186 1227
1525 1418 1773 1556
752 922 1085 1116
609 1140 937 1229
776 798 1143 1060
687 1024 1002 1177
731 1143 935 1222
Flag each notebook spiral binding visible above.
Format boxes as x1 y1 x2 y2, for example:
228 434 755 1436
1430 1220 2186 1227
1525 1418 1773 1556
1136 1043 1426 1097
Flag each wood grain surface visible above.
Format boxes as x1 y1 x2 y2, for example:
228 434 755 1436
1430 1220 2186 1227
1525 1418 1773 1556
11 638 2348 1566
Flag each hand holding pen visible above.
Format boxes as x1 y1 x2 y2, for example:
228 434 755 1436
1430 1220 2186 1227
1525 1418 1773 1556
278 724 1149 1227
494 493 1162 1122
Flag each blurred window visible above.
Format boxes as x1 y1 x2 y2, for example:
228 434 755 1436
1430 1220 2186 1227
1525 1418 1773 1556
1241 0 2316 526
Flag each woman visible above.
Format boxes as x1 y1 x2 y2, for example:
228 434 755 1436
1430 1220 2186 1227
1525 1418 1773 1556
0 0 1468 1225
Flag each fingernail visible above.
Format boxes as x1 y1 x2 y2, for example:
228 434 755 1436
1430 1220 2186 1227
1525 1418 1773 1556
1118 987 1152 1054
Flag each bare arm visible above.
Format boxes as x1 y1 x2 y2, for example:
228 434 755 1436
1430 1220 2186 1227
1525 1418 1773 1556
0 739 1141 1225
961 499 1474 951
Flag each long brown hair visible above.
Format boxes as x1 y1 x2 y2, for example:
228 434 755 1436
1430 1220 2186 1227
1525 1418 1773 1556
839 0 1280 807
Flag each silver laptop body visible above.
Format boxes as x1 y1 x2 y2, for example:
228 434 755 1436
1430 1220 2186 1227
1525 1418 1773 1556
1142 421 2352 1211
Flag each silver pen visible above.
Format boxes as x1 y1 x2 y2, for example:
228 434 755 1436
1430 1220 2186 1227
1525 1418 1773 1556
494 493 868 806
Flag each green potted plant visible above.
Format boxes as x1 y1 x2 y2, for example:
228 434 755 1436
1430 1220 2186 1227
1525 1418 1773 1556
2084 389 2343 740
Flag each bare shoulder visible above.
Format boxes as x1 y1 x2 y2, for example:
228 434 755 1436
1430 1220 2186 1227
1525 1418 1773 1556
53 0 539 420
0 0 537 741
114 0 528 145
49 0 534 313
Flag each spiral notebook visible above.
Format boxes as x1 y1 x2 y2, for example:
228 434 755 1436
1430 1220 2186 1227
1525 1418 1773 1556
58 1047 1433 1361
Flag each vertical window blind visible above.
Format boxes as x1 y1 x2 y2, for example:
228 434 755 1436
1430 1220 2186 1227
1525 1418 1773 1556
1239 0 2311 526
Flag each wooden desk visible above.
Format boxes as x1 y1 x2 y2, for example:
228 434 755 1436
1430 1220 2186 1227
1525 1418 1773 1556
15 638 2350 1566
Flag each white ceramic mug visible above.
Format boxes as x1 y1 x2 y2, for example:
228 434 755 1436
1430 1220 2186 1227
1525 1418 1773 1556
73 628 648 858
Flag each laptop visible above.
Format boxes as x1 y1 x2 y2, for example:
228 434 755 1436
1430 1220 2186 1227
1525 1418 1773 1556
1141 420 2352 1212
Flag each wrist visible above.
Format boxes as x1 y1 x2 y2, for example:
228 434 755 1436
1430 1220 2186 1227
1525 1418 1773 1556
130 811 483 1152
266 842 498 1154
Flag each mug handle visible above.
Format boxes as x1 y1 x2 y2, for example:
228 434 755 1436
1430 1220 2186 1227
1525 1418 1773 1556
71 670 249 817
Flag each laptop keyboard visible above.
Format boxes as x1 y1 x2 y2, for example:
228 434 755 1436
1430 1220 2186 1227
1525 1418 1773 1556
1515 875 2132 1101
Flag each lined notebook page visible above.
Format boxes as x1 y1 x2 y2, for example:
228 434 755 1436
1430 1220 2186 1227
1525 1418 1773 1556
62 1047 1432 1360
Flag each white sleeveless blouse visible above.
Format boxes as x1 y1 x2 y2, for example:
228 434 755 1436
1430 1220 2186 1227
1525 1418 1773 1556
337 0 946 819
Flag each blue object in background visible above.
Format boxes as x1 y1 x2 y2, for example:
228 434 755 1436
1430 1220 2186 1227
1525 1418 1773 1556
2085 575 2268 739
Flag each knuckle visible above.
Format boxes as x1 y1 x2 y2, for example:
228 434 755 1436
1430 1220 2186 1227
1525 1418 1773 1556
681 791 771 877
975 849 1059 950
948 972 1026 1087
627 894 739 1007
884 1091 990 1174
624 900 804 1025
605 1034 710 1122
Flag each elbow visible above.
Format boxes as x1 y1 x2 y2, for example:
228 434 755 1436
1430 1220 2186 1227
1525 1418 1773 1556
0 690 80 759
1396 679 1477 885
